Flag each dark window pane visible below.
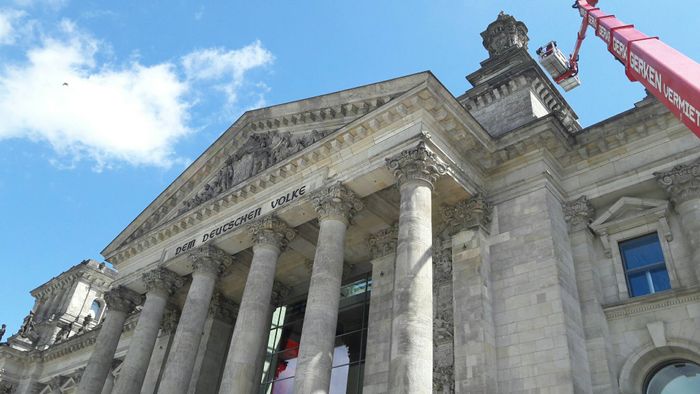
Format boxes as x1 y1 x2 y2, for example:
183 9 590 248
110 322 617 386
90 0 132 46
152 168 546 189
620 233 665 270
650 267 671 293
333 330 365 367
628 271 651 297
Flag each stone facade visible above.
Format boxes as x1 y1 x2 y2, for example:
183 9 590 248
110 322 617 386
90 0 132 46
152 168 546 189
2 12 700 394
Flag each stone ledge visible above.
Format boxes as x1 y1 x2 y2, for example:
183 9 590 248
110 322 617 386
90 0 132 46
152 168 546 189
603 286 700 320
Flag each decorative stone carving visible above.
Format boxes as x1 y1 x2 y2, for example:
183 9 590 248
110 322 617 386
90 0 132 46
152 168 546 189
179 130 330 214
160 306 180 334
142 267 184 297
433 242 453 284
104 286 142 314
311 183 364 224
271 281 291 307
18 311 35 337
654 160 700 205
248 215 296 250
563 195 595 232
433 365 455 393
433 237 455 393
0 382 13 394
481 11 529 58
210 292 239 324
442 194 492 234
386 141 447 189
368 224 398 259
188 244 234 277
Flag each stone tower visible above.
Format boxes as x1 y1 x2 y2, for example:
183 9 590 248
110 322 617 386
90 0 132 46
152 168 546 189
459 12 580 137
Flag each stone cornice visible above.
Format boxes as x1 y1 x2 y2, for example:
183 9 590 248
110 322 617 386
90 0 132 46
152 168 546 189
604 287 700 320
31 261 116 299
654 159 700 206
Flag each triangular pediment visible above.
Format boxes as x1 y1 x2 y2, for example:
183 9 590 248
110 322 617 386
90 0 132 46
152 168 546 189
590 197 670 234
101 72 442 257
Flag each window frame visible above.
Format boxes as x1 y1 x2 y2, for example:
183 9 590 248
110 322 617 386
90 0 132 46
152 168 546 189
618 233 672 298
590 197 677 302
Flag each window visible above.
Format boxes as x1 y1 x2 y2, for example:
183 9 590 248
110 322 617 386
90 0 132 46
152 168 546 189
619 233 671 297
259 275 371 394
646 361 700 394
89 300 102 319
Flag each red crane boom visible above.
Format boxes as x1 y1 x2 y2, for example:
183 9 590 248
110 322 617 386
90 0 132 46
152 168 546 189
537 0 700 138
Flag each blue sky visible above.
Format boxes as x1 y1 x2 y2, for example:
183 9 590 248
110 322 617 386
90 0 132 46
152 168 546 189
0 0 698 336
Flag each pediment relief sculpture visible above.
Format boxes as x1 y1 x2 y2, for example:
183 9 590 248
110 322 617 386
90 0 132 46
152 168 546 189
178 129 330 215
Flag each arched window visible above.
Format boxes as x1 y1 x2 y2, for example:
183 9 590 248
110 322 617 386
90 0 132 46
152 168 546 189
646 361 700 393
89 300 102 319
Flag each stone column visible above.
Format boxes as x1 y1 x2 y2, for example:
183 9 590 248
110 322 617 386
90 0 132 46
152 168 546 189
385 141 446 394
293 184 363 394
563 196 617 393
655 160 700 281
112 268 183 394
362 224 398 394
219 216 295 394
77 286 141 394
157 245 231 394
443 195 496 393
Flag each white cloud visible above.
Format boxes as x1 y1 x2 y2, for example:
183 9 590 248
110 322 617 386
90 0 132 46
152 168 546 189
0 21 274 169
182 41 274 104
0 9 25 45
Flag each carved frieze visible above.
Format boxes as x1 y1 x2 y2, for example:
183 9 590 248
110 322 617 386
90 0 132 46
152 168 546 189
654 159 700 206
248 216 296 250
311 184 364 224
386 141 447 189
443 194 492 234
179 129 329 214
563 195 595 232
368 224 398 259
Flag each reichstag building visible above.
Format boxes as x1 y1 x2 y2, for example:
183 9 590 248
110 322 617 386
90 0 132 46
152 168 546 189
1 12 699 394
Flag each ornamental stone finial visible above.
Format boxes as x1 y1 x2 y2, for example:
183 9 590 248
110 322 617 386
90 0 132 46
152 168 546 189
563 196 595 232
368 224 399 259
654 160 700 206
311 184 364 224
271 281 291 307
442 194 492 234
142 268 184 297
385 141 447 189
104 286 142 313
481 11 529 58
248 216 296 251
188 244 233 277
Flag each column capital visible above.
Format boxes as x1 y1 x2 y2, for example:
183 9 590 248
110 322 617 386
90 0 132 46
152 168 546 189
271 280 291 307
563 195 595 232
104 286 142 314
368 224 398 260
142 268 184 297
386 141 447 189
311 183 364 224
442 194 492 235
209 291 239 324
654 159 700 206
248 215 296 250
188 244 233 278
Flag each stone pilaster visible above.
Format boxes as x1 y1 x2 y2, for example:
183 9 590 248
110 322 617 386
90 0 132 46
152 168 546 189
219 216 295 394
363 224 398 394
293 184 363 394
385 141 446 394
443 195 496 393
157 245 232 394
113 268 182 394
563 196 617 393
77 286 141 394
655 160 700 281
433 239 455 394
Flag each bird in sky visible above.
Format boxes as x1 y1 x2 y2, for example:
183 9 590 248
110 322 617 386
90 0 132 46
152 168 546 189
62 82 68 86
